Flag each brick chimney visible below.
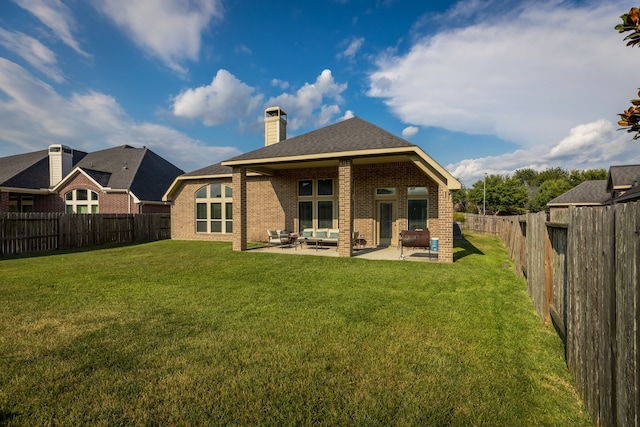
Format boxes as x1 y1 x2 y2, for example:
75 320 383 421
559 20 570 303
48 144 73 187
264 106 287 146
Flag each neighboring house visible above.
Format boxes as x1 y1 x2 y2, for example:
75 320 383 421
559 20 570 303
0 144 183 214
607 164 640 203
164 107 462 262
547 180 609 222
547 164 640 221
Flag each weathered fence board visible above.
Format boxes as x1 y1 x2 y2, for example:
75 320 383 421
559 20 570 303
464 203 639 427
614 203 640 427
1 213 170 256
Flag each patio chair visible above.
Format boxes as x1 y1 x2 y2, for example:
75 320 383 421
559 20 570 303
267 229 290 248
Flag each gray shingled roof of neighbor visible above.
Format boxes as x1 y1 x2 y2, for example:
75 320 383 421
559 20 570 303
72 145 184 202
223 116 416 163
547 180 610 206
607 164 640 191
0 149 87 189
0 150 49 189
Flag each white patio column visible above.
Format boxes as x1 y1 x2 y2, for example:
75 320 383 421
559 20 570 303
232 167 247 251
338 159 353 257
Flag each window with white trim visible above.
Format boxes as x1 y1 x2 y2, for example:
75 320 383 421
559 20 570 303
407 187 428 230
195 183 233 233
297 179 336 231
65 189 99 213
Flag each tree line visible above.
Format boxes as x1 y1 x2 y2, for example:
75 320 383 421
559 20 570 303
454 168 608 215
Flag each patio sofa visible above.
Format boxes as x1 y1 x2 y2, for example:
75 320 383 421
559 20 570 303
300 228 339 248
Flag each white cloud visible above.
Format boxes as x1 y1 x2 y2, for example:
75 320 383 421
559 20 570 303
0 58 239 171
447 120 638 186
95 0 223 75
12 0 89 56
172 69 349 131
338 36 364 60
339 110 355 121
368 1 635 149
172 69 264 125
267 69 348 129
271 78 289 90
0 27 63 82
547 119 619 162
402 126 418 138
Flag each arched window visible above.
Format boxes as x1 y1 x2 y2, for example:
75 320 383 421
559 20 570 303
65 189 99 213
195 183 233 233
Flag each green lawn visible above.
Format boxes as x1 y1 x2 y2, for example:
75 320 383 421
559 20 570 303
0 234 590 426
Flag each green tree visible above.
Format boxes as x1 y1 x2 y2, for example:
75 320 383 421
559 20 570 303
514 168 540 186
537 167 569 184
529 178 573 212
568 168 607 186
615 8 640 139
467 175 528 215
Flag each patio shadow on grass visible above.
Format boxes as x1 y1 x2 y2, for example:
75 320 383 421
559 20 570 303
454 236 484 262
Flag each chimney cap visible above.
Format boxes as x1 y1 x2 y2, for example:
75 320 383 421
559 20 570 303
265 106 287 119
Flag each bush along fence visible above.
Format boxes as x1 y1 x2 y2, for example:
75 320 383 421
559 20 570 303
0 213 171 257
464 207 639 427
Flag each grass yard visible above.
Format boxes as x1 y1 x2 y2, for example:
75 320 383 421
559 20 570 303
0 233 590 426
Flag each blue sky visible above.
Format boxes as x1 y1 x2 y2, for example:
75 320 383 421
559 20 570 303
0 0 637 186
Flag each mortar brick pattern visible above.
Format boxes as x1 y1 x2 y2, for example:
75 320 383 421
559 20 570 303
170 161 454 262
0 173 170 214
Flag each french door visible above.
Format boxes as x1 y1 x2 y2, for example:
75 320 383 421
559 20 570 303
376 201 396 247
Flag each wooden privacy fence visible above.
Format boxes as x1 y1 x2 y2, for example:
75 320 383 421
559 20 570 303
0 213 171 256
465 208 639 427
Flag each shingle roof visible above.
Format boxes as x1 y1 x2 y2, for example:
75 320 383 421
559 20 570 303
548 180 610 206
0 149 87 189
0 144 183 202
0 150 48 188
183 162 232 177
607 164 640 191
224 116 416 163
129 148 185 201
74 145 184 201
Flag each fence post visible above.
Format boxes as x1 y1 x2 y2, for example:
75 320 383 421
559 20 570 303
544 224 553 323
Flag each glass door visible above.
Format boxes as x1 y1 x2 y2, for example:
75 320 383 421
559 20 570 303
377 201 396 246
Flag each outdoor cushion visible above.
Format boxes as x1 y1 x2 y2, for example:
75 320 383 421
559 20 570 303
302 229 313 237
316 230 327 238
328 230 339 239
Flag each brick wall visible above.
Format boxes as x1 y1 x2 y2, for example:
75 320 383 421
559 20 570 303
58 173 139 214
338 159 353 257
169 161 454 262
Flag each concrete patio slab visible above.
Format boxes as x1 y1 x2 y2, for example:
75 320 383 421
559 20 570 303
249 243 438 262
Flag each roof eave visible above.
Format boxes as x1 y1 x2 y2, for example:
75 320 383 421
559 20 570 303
163 171 253 201
0 186 51 195
221 147 416 167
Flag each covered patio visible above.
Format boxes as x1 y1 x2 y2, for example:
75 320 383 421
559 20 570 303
249 242 439 262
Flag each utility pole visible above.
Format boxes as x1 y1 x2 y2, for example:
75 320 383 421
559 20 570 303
483 173 487 215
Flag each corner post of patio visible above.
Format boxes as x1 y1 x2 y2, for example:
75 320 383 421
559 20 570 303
232 166 247 251
338 158 353 257
438 185 454 263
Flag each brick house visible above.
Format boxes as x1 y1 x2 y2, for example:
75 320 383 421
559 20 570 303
163 107 461 262
0 145 183 214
